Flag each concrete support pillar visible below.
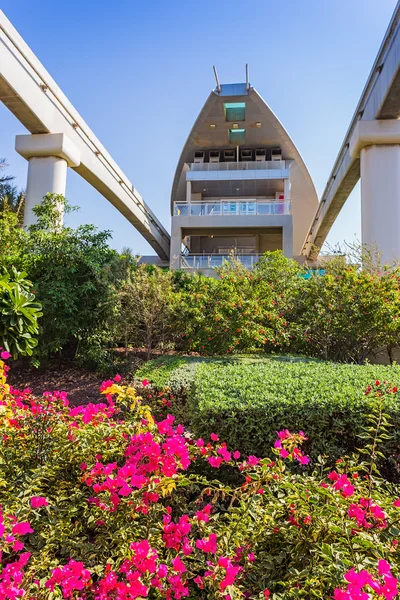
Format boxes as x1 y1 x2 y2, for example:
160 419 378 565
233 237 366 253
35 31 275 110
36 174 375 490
349 120 400 264
186 179 191 204
360 145 400 263
283 177 290 199
15 133 80 226
170 221 182 270
282 219 293 258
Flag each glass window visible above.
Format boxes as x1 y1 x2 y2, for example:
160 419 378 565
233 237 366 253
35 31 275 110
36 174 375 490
228 129 246 144
224 102 246 122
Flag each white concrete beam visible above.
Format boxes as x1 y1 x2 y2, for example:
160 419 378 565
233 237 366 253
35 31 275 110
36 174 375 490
0 10 170 259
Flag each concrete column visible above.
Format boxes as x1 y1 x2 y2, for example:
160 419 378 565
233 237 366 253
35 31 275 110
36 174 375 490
15 133 80 226
282 219 293 258
283 177 290 199
186 179 191 204
360 145 400 263
24 157 67 226
170 220 182 270
349 120 400 264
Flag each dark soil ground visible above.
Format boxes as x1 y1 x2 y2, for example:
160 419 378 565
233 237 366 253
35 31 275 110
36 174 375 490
8 360 106 406
6 348 180 406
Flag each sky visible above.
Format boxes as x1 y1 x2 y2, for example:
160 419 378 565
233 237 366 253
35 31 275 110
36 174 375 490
0 0 398 255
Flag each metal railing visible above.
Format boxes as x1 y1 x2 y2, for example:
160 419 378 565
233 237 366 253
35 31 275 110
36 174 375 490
174 199 291 217
190 160 289 171
181 254 262 270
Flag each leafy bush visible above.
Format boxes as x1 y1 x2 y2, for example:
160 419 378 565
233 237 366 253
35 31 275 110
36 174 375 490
116 265 177 359
17 195 127 361
1 358 400 598
0 267 42 357
290 255 400 363
187 360 400 469
174 253 299 355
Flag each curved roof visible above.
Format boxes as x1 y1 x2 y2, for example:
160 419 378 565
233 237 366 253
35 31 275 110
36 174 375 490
171 84 318 255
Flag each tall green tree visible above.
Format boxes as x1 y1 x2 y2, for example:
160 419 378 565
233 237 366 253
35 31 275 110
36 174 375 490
0 158 25 220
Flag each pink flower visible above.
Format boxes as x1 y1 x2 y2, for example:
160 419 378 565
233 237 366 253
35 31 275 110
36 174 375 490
297 454 310 465
12 540 25 552
233 451 241 459
195 504 212 522
0 351 11 360
158 564 168 578
247 456 260 467
210 433 219 442
378 560 391 576
196 533 217 554
113 374 122 382
30 496 49 509
208 456 223 468
172 556 186 573
393 499 400 507
12 522 33 536
277 429 291 440
141 379 150 387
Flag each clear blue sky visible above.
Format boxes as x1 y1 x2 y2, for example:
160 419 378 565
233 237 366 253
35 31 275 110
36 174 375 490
1 0 397 255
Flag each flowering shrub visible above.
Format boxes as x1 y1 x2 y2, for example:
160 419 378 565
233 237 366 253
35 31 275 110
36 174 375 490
174 254 297 356
0 356 400 598
290 255 400 364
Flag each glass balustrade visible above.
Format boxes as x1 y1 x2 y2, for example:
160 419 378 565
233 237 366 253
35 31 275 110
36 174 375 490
174 200 291 217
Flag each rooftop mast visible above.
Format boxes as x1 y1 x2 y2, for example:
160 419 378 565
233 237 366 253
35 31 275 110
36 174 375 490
213 66 221 93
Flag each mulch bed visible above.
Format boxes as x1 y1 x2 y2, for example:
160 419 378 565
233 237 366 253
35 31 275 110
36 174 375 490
6 348 196 406
8 360 104 406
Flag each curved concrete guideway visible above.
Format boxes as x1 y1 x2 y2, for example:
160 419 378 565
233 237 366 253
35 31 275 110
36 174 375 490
0 10 170 260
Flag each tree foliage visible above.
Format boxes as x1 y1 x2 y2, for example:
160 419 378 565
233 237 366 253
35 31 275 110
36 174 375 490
116 264 176 359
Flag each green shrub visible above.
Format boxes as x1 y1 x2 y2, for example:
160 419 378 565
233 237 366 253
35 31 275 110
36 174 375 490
135 355 205 388
0 267 42 357
19 195 125 361
174 252 300 355
115 265 177 359
290 255 400 363
187 359 400 469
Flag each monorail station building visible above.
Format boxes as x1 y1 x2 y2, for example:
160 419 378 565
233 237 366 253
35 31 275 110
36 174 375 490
170 78 318 272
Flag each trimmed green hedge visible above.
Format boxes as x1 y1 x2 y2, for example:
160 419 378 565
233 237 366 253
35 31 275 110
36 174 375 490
136 355 400 470
189 361 400 464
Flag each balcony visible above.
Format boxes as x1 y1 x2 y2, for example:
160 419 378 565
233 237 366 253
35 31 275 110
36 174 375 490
187 161 289 185
190 160 290 171
181 254 261 270
173 199 291 217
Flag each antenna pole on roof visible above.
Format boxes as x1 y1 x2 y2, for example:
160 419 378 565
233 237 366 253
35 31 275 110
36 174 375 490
245 63 250 91
213 66 221 93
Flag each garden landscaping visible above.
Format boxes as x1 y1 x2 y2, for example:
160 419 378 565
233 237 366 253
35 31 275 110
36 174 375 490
1 355 400 599
0 189 400 598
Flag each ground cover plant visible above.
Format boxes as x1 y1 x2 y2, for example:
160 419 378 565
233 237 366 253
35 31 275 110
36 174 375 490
1 355 400 598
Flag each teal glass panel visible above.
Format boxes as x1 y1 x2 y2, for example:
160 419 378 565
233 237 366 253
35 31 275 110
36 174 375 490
224 102 246 121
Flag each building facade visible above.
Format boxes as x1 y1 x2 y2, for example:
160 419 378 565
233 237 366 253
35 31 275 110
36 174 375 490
170 81 318 273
